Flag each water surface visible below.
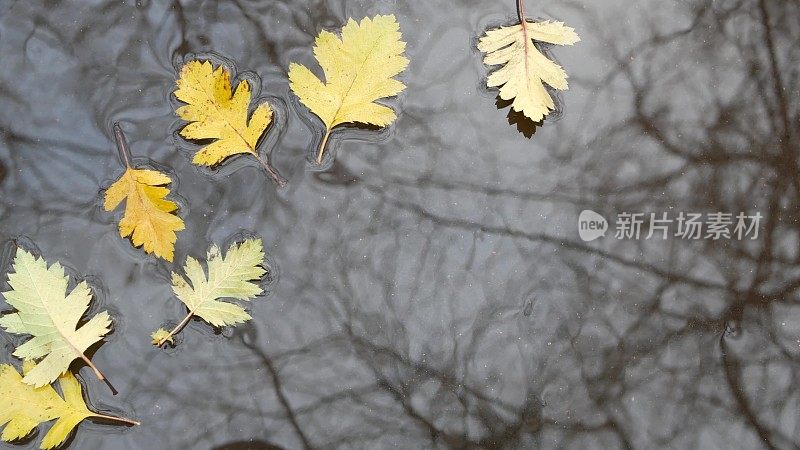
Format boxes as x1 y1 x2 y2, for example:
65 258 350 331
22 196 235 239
0 0 799 449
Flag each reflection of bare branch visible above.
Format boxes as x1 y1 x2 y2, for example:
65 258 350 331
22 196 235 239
720 334 798 450
240 330 314 450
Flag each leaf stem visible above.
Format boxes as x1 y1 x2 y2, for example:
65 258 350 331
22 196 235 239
158 311 194 347
113 122 132 168
316 128 332 165
91 413 141 427
79 353 106 382
253 153 287 187
517 0 531 82
79 352 118 395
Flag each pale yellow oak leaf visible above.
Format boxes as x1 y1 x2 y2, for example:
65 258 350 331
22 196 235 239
155 238 266 346
0 248 112 387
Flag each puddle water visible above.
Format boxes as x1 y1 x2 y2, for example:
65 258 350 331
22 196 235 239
1 0 799 449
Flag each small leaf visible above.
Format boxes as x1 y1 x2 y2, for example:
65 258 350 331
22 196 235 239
478 20 579 122
0 364 138 450
0 248 112 387
154 238 266 347
150 328 173 346
288 14 409 164
174 60 286 186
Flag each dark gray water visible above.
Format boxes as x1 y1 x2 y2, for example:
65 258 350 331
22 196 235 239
1 0 799 449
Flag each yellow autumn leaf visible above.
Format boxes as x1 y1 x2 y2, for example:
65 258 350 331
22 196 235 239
478 15 579 122
0 247 112 388
288 14 409 164
103 124 184 262
104 168 183 262
0 363 138 450
174 60 287 186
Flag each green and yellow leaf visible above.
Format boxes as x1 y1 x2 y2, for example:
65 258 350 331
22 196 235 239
104 168 184 262
288 14 409 164
0 363 138 450
150 328 173 346
0 247 112 387
154 238 266 346
478 20 579 122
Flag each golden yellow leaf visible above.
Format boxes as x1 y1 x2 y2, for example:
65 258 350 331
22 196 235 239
0 363 138 450
478 18 579 122
104 168 184 262
288 14 409 164
174 60 286 186
103 124 184 262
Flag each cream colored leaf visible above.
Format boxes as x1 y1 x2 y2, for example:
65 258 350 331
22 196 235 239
0 364 138 450
288 14 409 164
0 248 112 387
478 20 579 122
